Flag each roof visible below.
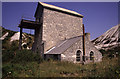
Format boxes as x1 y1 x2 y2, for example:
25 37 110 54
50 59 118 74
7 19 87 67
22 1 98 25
45 35 83 54
39 2 83 18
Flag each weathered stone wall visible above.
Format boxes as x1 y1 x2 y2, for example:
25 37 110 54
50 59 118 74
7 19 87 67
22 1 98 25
61 36 102 63
85 37 102 62
61 38 83 63
43 9 83 52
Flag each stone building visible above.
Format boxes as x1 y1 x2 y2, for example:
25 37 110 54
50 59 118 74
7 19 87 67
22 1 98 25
18 2 102 63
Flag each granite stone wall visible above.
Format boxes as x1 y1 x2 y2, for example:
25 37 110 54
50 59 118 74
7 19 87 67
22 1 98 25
43 9 83 52
61 36 102 63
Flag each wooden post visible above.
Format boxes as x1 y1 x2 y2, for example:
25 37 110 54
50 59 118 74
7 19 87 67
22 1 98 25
32 27 38 52
19 27 22 50
82 24 86 62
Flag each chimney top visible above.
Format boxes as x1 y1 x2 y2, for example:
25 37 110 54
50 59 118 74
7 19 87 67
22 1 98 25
85 33 90 40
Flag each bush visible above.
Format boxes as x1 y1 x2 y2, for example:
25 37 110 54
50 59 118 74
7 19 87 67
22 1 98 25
11 50 43 64
115 67 120 77
99 49 106 56
2 50 15 62
2 40 19 50
2 50 43 64
2 64 17 78
2 63 26 78
10 40 19 51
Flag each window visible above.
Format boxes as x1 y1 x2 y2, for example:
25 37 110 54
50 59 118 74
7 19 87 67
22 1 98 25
76 50 81 61
90 51 94 60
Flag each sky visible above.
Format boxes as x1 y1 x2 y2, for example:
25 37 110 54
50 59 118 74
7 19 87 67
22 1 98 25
2 2 118 40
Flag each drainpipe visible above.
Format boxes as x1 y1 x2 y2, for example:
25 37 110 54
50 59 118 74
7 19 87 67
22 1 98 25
82 24 86 62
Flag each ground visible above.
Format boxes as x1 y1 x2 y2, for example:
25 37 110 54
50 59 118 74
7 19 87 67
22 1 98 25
2 49 120 78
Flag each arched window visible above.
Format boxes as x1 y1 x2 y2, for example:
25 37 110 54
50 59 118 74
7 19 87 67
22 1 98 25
90 51 94 60
76 50 81 61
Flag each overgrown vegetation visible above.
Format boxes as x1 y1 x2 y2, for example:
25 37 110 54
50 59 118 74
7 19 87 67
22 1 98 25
1 26 120 78
2 49 120 78
99 46 120 57
2 50 43 78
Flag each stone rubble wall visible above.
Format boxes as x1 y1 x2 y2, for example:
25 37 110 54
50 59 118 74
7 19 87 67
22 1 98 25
61 36 102 63
43 9 83 52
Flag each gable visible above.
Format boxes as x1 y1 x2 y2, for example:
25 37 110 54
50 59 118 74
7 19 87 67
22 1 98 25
34 2 83 18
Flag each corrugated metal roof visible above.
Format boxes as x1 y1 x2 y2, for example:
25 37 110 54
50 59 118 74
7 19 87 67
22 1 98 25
45 35 83 54
39 2 83 18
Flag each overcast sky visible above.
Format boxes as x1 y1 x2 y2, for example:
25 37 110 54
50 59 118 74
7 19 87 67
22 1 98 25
2 2 118 40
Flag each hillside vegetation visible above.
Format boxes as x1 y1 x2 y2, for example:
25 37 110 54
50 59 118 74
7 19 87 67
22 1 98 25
2 49 120 78
1 27 120 78
1 27 34 50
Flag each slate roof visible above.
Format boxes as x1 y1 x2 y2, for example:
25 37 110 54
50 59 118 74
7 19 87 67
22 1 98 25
39 2 83 18
45 35 83 54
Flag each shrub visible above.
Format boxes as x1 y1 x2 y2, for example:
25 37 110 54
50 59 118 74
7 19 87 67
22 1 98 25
10 40 19 51
2 50 43 64
99 49 106 56
2 63 25 78
2 64 17 78
2 50 15 62
115 67 120 77
11 50 43 64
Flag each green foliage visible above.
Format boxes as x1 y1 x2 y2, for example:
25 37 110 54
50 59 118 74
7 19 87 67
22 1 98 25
2 63 20 77
99 49 106 56
2 56 120 77
11 40 19 51
2 50 15 62
2 26 120 77
2 50 43 64
115 67 120 77
2 30 16 50
2 41 10 49
11 50 43 63
2 47 120 77
99 46 120 58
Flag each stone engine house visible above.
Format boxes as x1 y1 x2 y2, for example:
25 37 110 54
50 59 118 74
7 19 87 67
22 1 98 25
18 2 102 63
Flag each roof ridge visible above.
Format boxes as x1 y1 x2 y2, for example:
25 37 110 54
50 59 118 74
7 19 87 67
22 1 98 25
39 2 83 18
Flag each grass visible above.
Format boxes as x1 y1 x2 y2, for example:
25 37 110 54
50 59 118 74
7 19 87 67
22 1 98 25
2 26 119 78
2 50 120 78
39 57 119 77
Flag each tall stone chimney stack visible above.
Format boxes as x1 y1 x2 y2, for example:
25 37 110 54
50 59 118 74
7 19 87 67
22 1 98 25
85 33 90 40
